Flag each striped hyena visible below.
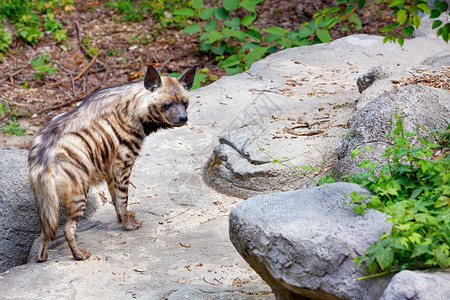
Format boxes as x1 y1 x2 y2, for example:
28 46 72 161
28 65 197 262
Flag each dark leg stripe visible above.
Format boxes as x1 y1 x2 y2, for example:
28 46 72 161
117 185 128 193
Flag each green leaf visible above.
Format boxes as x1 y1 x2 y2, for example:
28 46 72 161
192 0 203 9
411 243 432 258
435 0 449 13
246 29 262 41
191 72 207 90
214 7 229 20
220 54 241 68
316 28 330 43
205 20 218 32
245 46 268 66
358 0 366 9
402 25 414 36
210 44 226 55
264 33 281 43
297 25 315 39
172 8 195 17
397 36 404 47
435 195 449 208
242 42 260 49
183 24 202 34
223 0 239 11
408 232 422 244
208 30 222 43
279 37 292 48
397 9 408 25
263 26 287 36
416 3 430 13
241 0 263 13
389 0 405 7
241 14 257 27
224 17 241 29
199 8 216 20
371 242 394 270
430 9 441 19
222 28 246 42
225 65 244 75
412 14 421 28
351 148 361 159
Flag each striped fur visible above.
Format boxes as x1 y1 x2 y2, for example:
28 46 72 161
28 65 197 262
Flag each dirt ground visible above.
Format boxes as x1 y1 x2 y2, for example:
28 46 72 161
0 0 393 149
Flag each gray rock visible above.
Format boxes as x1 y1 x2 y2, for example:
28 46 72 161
0 148 99 272
380 269 450 300
334 84 450 179
229 182 392 300
356 66 383 93
203 91 358 199
0 148 39 273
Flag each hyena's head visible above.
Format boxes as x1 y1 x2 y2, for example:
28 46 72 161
144 65 197 127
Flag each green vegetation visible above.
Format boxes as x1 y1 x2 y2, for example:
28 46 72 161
30 53 58 80
104 0 192 28
180 0 448 74
0 1 447 75
0 0 71 49
261 114 449 277
0 102 26 136
342 116 449 278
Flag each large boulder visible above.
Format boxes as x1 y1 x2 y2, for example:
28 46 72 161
0 148 100 272
332 84 450 179
380 269 450 300
0 148 39 273
229 182 392 299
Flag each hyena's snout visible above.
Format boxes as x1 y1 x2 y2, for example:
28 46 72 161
170 104 188 126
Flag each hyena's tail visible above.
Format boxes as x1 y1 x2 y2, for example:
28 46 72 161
30 168 59 262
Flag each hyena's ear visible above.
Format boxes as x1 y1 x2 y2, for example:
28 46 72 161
144 65 162 92
178 65 198 91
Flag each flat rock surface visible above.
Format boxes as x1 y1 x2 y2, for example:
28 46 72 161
0 34 449 299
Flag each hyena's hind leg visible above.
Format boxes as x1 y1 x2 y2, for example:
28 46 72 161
36 232 51 262
107 163 142 231
63 194 91 260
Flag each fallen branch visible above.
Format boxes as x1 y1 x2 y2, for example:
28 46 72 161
0 69 22 84
73 53 98 81
75 21 105 68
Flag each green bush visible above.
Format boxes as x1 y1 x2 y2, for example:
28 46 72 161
181 0 449 75
341 116 449 278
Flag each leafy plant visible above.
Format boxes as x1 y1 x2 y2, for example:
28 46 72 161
342 115 449 278
30 53 58 80
180 0 448 75
0 24 12 59
44 12 67 42
0 102 26 136
0 0 71 50
104 0 192 28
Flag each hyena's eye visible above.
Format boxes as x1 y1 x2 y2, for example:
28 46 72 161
182 99 188 107
163 100 173 109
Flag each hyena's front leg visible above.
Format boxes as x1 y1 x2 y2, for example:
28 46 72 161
107 158 142 231
64 195 91 260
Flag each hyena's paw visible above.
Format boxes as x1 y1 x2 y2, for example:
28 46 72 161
73 249 91 261
124 211 142 231
35 253 48 263
117 211 135 223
